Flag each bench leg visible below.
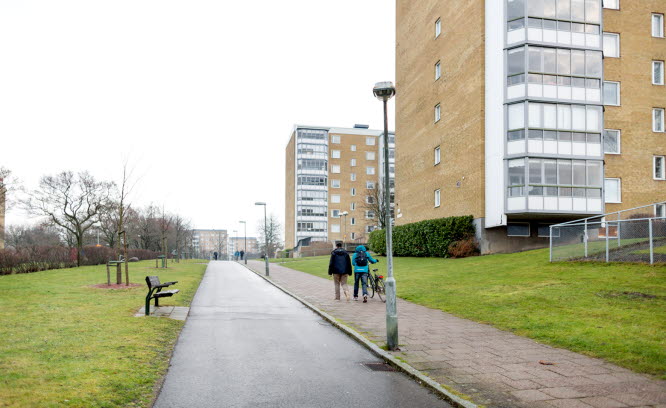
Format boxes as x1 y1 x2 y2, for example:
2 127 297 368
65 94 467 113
154 297 160 307
145 297 150 316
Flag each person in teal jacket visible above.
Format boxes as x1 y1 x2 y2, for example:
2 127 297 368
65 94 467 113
352 245 378 303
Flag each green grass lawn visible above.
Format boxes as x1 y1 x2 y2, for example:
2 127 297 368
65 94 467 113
276 250 666 378
0 259 208 408
634 245 666 255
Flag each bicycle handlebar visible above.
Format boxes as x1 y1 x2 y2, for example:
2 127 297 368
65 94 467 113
372 268 378 272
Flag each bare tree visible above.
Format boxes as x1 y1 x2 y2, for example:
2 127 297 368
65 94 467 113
6 223 63 249
98 201 120 248
172 215 191 263
115 162 137 284
362 187 387 230
22 171 113 266
257 214 283 258
1 167 22 249
159 205 172 266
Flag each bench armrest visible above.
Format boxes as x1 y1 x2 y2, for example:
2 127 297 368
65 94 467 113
163 281 178 286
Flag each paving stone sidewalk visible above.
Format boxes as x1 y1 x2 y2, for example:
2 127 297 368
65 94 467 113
134 305 189 320
245 261 665 408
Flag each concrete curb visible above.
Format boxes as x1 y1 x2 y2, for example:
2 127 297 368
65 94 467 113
239 262 478 408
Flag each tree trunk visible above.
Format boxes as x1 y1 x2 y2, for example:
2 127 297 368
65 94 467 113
123 231 129 286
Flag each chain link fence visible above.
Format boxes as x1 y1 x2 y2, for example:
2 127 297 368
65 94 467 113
550 201 666 264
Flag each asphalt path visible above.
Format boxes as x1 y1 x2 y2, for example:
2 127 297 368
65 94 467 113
154 261 451 408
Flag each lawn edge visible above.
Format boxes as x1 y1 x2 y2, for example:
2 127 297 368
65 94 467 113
148 262 209 408
238 261 479 408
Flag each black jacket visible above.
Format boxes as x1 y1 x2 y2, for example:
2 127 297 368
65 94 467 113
328 248 352 275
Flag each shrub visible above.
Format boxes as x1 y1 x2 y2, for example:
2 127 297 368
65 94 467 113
447 234 479 258
369 215 476 258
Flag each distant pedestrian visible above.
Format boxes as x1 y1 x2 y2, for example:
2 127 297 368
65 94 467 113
234 251 240 260
328 242 352 301
240 250 245 260
352 245 378 303
213 251 218 260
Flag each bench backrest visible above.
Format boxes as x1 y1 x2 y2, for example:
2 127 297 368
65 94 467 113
146 276 160 289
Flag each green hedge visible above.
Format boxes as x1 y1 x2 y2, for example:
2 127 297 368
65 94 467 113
368 215 475 257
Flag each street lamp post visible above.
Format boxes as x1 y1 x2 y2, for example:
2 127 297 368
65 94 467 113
373 81 398 350
239 220 247 264
255 202 269 276
341 211 349 248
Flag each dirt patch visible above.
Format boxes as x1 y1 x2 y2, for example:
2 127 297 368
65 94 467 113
597 291 659 300
89 283 143 289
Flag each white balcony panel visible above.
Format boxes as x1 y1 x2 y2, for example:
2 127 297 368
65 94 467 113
544 141 558 154
573 142 586 156
572 33 585 46
557 31 571 45
558 141 572 155
508 197 526 211
507 29 525 44
588 198 602 212
528 84 543 97
586 88 601 102
573 198 587 211
528 196 544 210
528 28 542 42
543 29 557 43
544 197 558 210
507 140 526 155
297 184 327 191
558 86 572 100
544 85 557 99
572 87 586 101
587 143 601 157
528 140 544 153
586 34 600 48
559 197 573 211
507 85 525 99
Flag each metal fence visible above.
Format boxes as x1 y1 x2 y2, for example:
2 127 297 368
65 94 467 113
550 201 666 264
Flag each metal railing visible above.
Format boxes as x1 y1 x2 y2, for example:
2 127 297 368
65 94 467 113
550 201 666 264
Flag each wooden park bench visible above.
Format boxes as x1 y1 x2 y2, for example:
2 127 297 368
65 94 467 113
145 276 179 316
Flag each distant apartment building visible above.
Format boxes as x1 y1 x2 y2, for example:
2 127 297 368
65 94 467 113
192 229 228 258
395 0 665 253
228 236 259 256
285 125 395 249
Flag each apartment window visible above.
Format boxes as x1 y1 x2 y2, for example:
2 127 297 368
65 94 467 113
435 61 441 80
350 158 356 167
331 135 341 144
603 129 620 154
366 151 376 160
366 181 375 189
351 232 356 240
331 165 341 174
653 13 664 38
603 33 619 57
351 218 356 226
603 81 620 105
435 18 441 38
331 194 341 203
351 188 356 196
653 61 665 85
366 210 375 219
366 196 374 204
655 156 666 180
604 178 621 203
537 224 554 238
435 104 441 122
350 173 356 181
434 146 441 165
351 145 356 151
434 189 441 207
331 179 340 188
331 224 340 233
331 150 341 159
366 137 376 146
365 226 375 233
602 0 619 9
654 108 665 132
350 202 355 211
507 223 530 237
656 203 666 218
331 209 340 218
366 167 375 175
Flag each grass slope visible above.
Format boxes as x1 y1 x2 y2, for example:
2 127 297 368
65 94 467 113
0 260 207 408
276 250 666 378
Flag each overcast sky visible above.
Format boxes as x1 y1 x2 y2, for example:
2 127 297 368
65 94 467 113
0 0 396 238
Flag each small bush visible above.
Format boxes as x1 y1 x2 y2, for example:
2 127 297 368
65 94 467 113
447 235 479 258
369 215 476 258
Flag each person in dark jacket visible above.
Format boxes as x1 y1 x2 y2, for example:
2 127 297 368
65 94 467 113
328 242 352 301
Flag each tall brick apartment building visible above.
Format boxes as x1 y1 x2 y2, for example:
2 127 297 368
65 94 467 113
285 125 395 249
396 0 665 253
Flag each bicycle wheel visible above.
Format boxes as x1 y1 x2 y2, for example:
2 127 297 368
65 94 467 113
376 278 386 302
365 274 375 298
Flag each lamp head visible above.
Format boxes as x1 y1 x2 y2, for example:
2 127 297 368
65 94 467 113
239 220 246 224
373 81 396 102
341 211 349 216
255 202 266 206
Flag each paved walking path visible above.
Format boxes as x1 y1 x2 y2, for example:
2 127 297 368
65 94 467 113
246 260 666 408
154 261 450 408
